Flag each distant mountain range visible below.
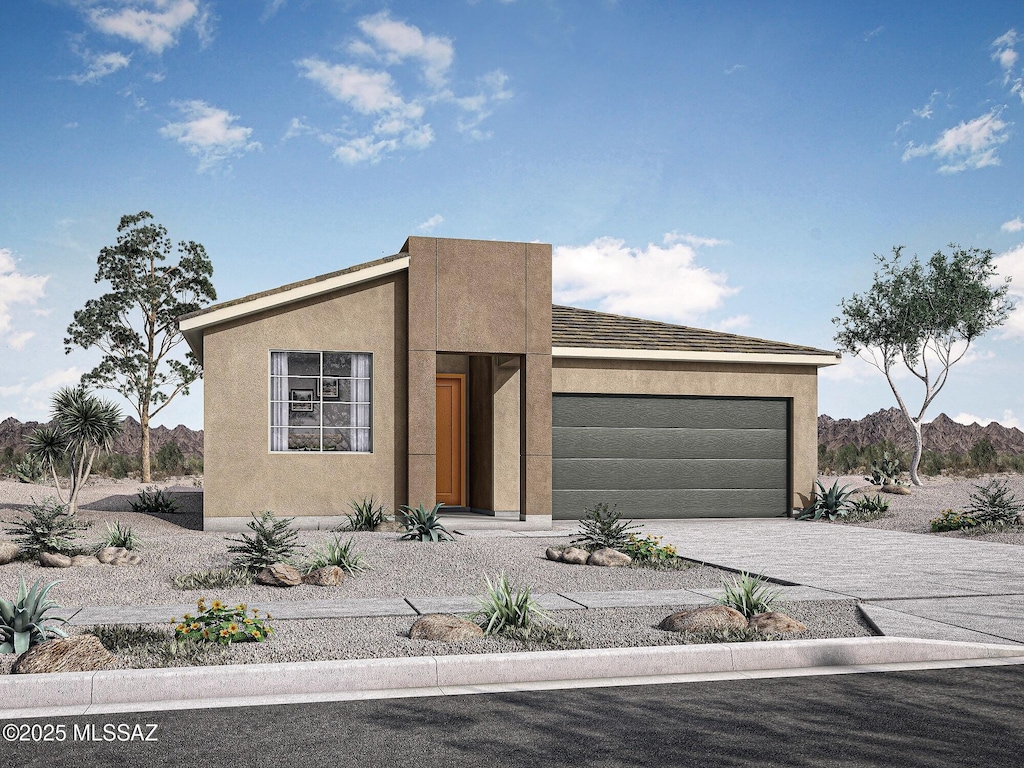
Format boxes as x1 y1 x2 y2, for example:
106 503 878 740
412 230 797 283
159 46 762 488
818 408 1024 456
0 416 203 457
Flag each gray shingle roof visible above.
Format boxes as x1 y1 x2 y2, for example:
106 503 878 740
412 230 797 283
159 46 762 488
552 304 838 357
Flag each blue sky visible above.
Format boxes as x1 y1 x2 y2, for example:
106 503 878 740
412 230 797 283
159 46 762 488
2 1 1024 431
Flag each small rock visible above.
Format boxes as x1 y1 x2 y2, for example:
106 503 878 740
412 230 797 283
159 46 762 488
302 566 345 586
70 555 101 567
587 548 632 567
0 541 20 565
373 521 404 533
409 614 484 642
880 484 911 495
748 612 807 634
256 562 302 587
97 546 127 564
560 547 590 565
38 552 72 568
545 547 564 562
108 552 142 566
12 635 117 675
659 605 749 634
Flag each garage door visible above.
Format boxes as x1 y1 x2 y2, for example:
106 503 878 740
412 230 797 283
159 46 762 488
552 394 789 519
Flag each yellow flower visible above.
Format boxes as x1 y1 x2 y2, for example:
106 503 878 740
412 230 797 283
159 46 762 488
211 600 225 610
202 629 210 639
190 622 200 631
236 603 246 612
176 624 186 632
228 623 239 633
170 617 176 624
184 613 193 620
251 630 262 640
266 613 273 620
219 629 230 637
244 618 254 625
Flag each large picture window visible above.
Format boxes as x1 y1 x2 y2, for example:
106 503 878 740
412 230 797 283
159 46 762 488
270 350 372 452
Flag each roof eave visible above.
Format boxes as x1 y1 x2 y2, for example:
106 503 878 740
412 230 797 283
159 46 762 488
552 346 842 367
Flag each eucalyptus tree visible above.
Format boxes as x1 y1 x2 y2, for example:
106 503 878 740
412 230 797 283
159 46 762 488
26 386 122 515
833 245 1013 485
65 211 216 482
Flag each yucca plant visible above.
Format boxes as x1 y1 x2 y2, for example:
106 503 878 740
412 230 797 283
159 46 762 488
306 535 365 574
101 520 142 550
343 495 389 531
797 480 855 521
473 573 550 635
1 577 69 654
3 497 85 556
226 510 304 573
129 486 180 515
571 502 641 551
718 571 780 619
398 502 453 542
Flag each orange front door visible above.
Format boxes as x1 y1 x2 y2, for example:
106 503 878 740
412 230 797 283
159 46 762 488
435 374 466 507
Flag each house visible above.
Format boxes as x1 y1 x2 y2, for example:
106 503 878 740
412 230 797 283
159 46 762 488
178 236 840 531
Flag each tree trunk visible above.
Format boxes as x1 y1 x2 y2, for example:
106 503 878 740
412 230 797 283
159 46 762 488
141 410 151 483
908 418 924 486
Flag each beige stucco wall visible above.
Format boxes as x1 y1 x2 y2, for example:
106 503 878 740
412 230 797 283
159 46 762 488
202 274 407 520
551 358 820 509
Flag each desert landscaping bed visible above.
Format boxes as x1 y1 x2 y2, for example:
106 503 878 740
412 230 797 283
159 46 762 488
818 473 1024 545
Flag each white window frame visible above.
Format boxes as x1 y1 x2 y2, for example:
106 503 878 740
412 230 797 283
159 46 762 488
268 349 373 454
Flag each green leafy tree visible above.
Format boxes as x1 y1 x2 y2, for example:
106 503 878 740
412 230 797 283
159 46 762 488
833 245 1013 485
64 212 215 483
25 386 122 515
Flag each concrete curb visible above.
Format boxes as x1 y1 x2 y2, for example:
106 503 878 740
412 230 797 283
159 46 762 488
3 636 1023 720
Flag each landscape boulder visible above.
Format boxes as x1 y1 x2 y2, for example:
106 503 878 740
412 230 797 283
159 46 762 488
880 484 911 495
70 555 101 567
748 612 807 634
302 566 345 586
256 562 302 587
12 635 117 675
38 552 72 568
0 542 20 565
587 548 632 567
97 547 142 566
373 520 405 533
659 605 749 634
409 614 484 642
545 547 563 562
560 547 590 565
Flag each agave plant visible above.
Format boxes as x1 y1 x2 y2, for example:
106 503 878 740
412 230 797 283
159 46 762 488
473 573 549 635
718 571 781 618
0 577 69 655
343 495 388 531
306 535 366 574
797 480 855 521
398 502 453 542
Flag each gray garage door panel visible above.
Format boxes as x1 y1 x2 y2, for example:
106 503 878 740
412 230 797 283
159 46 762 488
553 489 788 520
554 458 786 490
553 395 787 430
553 427 787 460
551 394 789 519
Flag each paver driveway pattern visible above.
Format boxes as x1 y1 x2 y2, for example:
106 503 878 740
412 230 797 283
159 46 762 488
552 518 1024 643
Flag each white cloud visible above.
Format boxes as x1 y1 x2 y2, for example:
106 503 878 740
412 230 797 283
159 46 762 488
261 0 287 22
663 231 730 248
417 214 444 232
0 367 88 419
84 0 205 54
912 90 941 119
864 26 884 42
994 243 1024 338
0 249 49 349
902 108 1010 173
949 410 1021 429
724 64 745 75
69 50 131 84
296 11 510 164
6 332 34 351
992 29 1019 75
716 315 750 331
1001 217 1024 233
159 100 261 172
552 234 739 324
356 11 454 89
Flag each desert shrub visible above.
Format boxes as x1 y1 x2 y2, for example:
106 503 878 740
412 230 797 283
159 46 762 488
797 480 855 521
718 571 780 618
14 454 44 483
3 497 86 556
930 509 978 532
623 533 678 563
1 577 69 654
91 624 167 650
966 479 1024 525
183 455 204 475
172 568 253 590
843 494 890 523
473 573 549 635
226 511 303 573
343 496 388 531
834 444 862 473
101 520 141 550
306 535 365 574
129 486 180 515
155 442 185 475
571 502 640 551
398 502 453 542
92 452 139 479
172 598 273 645
968 438 998 472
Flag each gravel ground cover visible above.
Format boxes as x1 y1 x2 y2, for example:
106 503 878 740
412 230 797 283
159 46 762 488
819 473 1024 545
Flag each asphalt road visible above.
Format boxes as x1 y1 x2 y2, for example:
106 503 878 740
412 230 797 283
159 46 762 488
4 665 1024 767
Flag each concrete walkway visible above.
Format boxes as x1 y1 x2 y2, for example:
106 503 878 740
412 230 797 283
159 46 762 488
598 518 1024 645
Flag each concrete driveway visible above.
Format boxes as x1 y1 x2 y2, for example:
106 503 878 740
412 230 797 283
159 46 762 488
555 518 1024 645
